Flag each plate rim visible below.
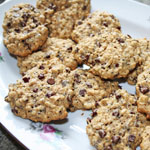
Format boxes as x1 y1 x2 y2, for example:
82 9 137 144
0 0 150 149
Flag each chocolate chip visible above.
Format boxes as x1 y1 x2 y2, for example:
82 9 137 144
45 54 50 59
103 22 108 27
20 22 26 27
128 135 136 142
46 92 56 98
92 110 97 117
118 85 122 89
86 83 92 88
74 74 81 83
115 94 121 99
96 41 101 47
132 101 137 106
67 95 72 103
130 111 135 114
87 117 91 124
112 136 120 144
7 22 11 28
11 108 18 114
22 72 26 76
67 47 72 52
38 74 45 80
23 77 30 83
115 63 119 67
99 130 106 138
78 21 82 25
117 26 121 30
79 89 86 97
82 5 87 10
95 101 99 107
51 92 56 96
66 68 70 73
24 41 30 49
81 54 90 62
49 3 57 11
139 86 149 94
117 38 125 43
14 28 20 33
104 145 113 150
111 15 115 19
22 13 30 22
95 57 100 63
75 48 79 53
39 65 45 70
33 18 38 23
47 78 55 85
127 34 132 38
112 110 120 117
89 33 94 37
33 88 38 93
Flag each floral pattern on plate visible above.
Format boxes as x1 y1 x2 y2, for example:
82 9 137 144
28 122 70 150
0 52 4 62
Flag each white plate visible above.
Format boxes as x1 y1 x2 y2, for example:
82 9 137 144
0 0 150 150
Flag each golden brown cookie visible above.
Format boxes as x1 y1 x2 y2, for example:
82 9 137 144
17 37 77 74
3 3 48 56
136 68 150 119
70 69 119 110
140 126 150 150
73 32 141 79
36 0 90 38
86 89 149 150
127 38 150 85
5 58 73 122
72 11 121 43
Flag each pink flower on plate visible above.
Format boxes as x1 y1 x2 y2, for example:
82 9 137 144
43 124 56 133
0 52 4 62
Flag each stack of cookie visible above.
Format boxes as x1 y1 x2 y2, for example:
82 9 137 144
3 0 150 149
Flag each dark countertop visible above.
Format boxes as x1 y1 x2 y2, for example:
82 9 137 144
0 125 26 150
0 0 149 150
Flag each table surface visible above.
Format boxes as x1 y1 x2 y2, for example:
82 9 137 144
0 0 149 150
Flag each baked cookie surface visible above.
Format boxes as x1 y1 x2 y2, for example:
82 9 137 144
17 37 77 74
70 69 119 110
5 59 73 122
36 0 90 38
86 89 149 150
72 11 121 43
74 32 141 79
3 3 48 56
140 126 150 150
136 69 150 119
127 38 150 85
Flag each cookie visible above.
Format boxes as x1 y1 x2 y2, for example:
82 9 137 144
136 68 150 119
36 0 90 38
74 31 141 79
127 38 150 85
72 11 121 43
86 89 149 150
70 69 119 110
5 58 74 122
17 37 77 74
140 126 150 150
3 3 48 57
